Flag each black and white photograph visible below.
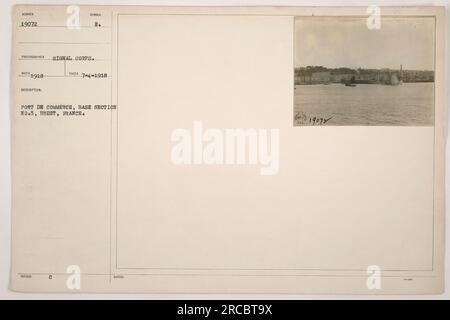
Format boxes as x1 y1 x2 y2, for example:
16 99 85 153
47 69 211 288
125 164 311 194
294 17 435 126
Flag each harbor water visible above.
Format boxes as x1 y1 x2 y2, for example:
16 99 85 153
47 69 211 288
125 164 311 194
294 82 434 126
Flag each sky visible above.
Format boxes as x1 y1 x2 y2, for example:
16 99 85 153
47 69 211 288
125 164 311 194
295 17 435 70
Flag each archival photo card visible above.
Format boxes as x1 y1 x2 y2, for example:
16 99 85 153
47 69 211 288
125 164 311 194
294 17 435 126
9 5 445 294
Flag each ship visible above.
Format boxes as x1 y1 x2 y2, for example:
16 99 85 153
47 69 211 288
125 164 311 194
343 75 357 87
383 65 403 86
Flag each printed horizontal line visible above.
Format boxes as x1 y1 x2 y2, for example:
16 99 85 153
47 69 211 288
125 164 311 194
18 41 111 45
19 25 111 28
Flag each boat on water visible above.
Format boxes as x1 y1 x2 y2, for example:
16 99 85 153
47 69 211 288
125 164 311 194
343 75 357 87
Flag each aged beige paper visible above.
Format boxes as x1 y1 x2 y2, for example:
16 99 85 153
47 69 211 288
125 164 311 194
10 5 446 293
